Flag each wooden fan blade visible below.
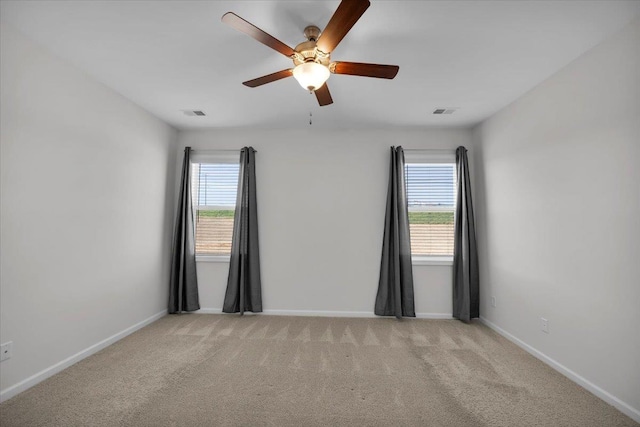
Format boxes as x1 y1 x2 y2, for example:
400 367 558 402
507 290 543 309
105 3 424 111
315 84 333 106
332 62 399 79
222 12 296 58
316 0 370 54
243 69 293 88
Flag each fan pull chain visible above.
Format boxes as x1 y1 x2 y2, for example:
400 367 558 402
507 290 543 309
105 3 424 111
309 112 313 125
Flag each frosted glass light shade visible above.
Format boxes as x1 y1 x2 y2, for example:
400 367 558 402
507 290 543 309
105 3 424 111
292 62 330 91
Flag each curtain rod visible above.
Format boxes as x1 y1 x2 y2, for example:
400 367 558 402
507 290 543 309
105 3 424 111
401 148 455 152
190 148 257 153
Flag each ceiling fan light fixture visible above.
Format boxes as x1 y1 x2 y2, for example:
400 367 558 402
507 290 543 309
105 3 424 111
292 61 330 91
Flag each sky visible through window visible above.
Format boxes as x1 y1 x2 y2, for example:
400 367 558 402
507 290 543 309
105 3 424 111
405 164 456 208
196 163 239 206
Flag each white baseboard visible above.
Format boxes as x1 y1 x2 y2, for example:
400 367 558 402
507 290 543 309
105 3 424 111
0 309 167 403
416 313 454 319
479 316 640 423
196 308 223 314
196 308 452 319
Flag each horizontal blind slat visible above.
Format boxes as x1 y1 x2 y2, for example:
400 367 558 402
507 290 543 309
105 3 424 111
195 163 240 206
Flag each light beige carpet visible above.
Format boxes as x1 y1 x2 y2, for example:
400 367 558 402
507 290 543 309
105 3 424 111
0 315 636 427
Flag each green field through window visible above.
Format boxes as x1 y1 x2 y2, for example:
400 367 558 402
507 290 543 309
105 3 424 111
408 211 454 224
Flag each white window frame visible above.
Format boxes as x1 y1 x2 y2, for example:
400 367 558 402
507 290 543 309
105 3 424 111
191 152 239 263
404 150 457 265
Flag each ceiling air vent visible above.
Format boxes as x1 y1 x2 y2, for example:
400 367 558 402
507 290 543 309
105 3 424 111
182 110 206 117
433 108 457 115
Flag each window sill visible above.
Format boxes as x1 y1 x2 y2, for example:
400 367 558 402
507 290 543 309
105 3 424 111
196 255 230 263
412 257 453 266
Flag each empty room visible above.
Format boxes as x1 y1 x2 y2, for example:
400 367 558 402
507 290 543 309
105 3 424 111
1 1 639 426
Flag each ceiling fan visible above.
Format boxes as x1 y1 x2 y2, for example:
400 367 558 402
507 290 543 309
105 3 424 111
221 0 399 106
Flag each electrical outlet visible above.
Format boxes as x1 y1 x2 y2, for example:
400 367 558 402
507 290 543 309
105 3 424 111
0 342 12 362
540 318 549 334
491 296 496 308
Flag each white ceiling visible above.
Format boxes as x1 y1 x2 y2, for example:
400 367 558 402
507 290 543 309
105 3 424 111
2 1 639 130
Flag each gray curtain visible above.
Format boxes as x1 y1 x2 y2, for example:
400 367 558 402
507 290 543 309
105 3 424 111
375 146 415 318
453 146 479 322
223 147 262 314
168 147 200 313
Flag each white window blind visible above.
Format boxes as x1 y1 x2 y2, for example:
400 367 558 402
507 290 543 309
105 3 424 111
405 162 457 257
191 162 239 255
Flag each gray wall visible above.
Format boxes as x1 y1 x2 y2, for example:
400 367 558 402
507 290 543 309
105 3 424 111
178 128 473 317
473 19 640 417
0 25 177 396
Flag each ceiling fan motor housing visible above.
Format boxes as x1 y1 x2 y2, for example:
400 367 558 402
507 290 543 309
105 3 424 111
293 26 331 66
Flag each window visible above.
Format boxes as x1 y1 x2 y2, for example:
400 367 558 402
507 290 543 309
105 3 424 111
404 153 457 261
191 153 239 257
